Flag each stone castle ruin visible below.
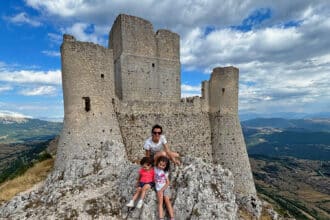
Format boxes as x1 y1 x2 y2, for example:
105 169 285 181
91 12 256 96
0 14 263 219
59 14 256 197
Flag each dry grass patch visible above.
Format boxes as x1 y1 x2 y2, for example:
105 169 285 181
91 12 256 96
297 187 330 202
0 158 54 204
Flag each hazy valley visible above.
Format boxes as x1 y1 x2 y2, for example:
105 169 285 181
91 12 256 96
0 115 329 219
243 117 330 219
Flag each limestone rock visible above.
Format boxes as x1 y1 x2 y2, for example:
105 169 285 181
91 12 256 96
0 146 238 219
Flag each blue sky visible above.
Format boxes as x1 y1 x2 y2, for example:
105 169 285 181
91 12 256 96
0 0 330 119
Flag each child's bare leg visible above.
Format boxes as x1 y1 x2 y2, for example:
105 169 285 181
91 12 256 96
132 187 142 201
157 191 164 219
164 196 174 218
140 184 151 200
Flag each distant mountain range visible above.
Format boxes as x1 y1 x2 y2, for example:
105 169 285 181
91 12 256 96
242 118 330 161
0 116 62 144
239 112 330 121
242 117 330 132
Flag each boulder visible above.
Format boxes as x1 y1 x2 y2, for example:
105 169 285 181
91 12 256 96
0 142 238 219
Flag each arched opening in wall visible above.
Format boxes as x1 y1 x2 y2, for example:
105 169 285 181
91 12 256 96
152 63 155 67
222 88 225 94
101 74 104 79
82 97 91 112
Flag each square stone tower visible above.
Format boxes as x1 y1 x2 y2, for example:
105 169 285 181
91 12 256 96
109 14 181 102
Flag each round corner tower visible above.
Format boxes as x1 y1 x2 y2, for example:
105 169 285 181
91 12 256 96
208 66 256 197
56 34 126 181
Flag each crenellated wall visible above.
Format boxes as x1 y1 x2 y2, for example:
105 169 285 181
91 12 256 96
59 14 256 197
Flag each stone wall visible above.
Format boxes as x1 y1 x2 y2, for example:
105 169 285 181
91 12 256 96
208 67 256 195
58 14 257 198
58 35 125 181
109 14 180 103
114 98 212 162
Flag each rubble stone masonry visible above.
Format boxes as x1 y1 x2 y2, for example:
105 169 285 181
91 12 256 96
59 14 256 196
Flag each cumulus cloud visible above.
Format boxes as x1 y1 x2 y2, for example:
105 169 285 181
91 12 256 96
181 84 201 92
20 0 330 114
0 110 32 118
4 12 41 27
42 50 60 57
61 22 107 45
20 86 57 96
48 33 63 44
181 84 201 97
0 85 12 93
0 69 61 85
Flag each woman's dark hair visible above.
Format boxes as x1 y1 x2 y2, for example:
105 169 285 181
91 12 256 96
140 157 152 166
151 124 162 134
156 156 170 172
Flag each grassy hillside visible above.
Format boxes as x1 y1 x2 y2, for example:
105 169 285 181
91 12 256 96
250 155 330 220
0 117 61 184
0 158 54 205
0 140 53 184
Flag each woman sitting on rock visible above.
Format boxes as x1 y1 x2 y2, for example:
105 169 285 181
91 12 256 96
144 124 180 165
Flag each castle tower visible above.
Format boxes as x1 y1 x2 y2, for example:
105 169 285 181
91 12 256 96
209 67 256 196
55 35 126 181
109 14 181 102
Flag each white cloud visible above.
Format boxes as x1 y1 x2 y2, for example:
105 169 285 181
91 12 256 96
181 84 201 98
61 22 106 45
0 110 32 118
20 86 57 96
19 0 330 115
0 85 12 93
181 84 201 92
4 12 41 27
42 50 60 57
0 69 61 85
181 92 201 98
48 33 63 44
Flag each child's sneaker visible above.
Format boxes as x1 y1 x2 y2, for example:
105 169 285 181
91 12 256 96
136 200 143 209
126 200 135 207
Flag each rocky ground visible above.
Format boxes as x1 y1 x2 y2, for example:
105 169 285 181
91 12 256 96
0 151 245 219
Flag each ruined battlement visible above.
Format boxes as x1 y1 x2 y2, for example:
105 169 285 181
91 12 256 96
59 14 256 197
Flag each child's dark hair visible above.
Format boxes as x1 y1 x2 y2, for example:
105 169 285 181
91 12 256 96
140 157 152 166
156 156 170 172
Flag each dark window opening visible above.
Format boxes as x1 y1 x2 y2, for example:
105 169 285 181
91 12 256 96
101 74 104 78
82 97 91 112
222 88 225 93
152 63 155 67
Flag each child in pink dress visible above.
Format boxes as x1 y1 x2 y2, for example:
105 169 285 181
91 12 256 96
126 157 155 209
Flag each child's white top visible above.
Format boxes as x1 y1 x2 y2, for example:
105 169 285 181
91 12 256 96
154 167 168 191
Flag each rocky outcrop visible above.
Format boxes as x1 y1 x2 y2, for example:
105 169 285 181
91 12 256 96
0 142 238 219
